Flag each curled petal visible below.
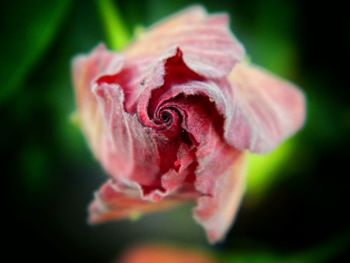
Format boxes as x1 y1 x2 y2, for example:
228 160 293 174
193 152 246 243
72 44 123 157
225 63 306 153
89 180 182 224
96 56 153 114
137 47 221 129
125 6 244 78
93 83 160 186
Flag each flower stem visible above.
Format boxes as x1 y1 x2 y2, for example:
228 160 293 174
96 0 131 50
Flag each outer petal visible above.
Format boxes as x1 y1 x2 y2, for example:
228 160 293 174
225 63 306 153
125 6 244 78
193 152 247 243
177 94 245 243
96 56 152 114
72 44 123 158
93 83 160 187
89 180 183 224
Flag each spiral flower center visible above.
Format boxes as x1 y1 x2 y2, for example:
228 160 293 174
153 105 183 139
161 111 171 122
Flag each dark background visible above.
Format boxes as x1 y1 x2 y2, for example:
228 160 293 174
1 0 349 262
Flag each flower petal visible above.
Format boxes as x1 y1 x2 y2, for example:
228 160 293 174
72 44 123 157
89 180 181 224
193 152 247 243
93 83 160 187
125 6 244 78
225 63 306 153
96 56 152 114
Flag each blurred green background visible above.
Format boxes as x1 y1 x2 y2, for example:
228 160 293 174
2 0 349 262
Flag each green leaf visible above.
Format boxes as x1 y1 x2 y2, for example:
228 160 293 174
0 0 71 102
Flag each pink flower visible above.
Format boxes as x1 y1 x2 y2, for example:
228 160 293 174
72 6 305 243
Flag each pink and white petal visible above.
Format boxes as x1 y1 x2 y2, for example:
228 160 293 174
155 80 229 124
89 180 182 224
193 152 247 243
136 48 184 128
96 56 153 114
93 83 160 186
225 63 306 153
125 6 244 78
193 130 238 197
161 143 197 192
72 44 123 157
125 6 206 57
